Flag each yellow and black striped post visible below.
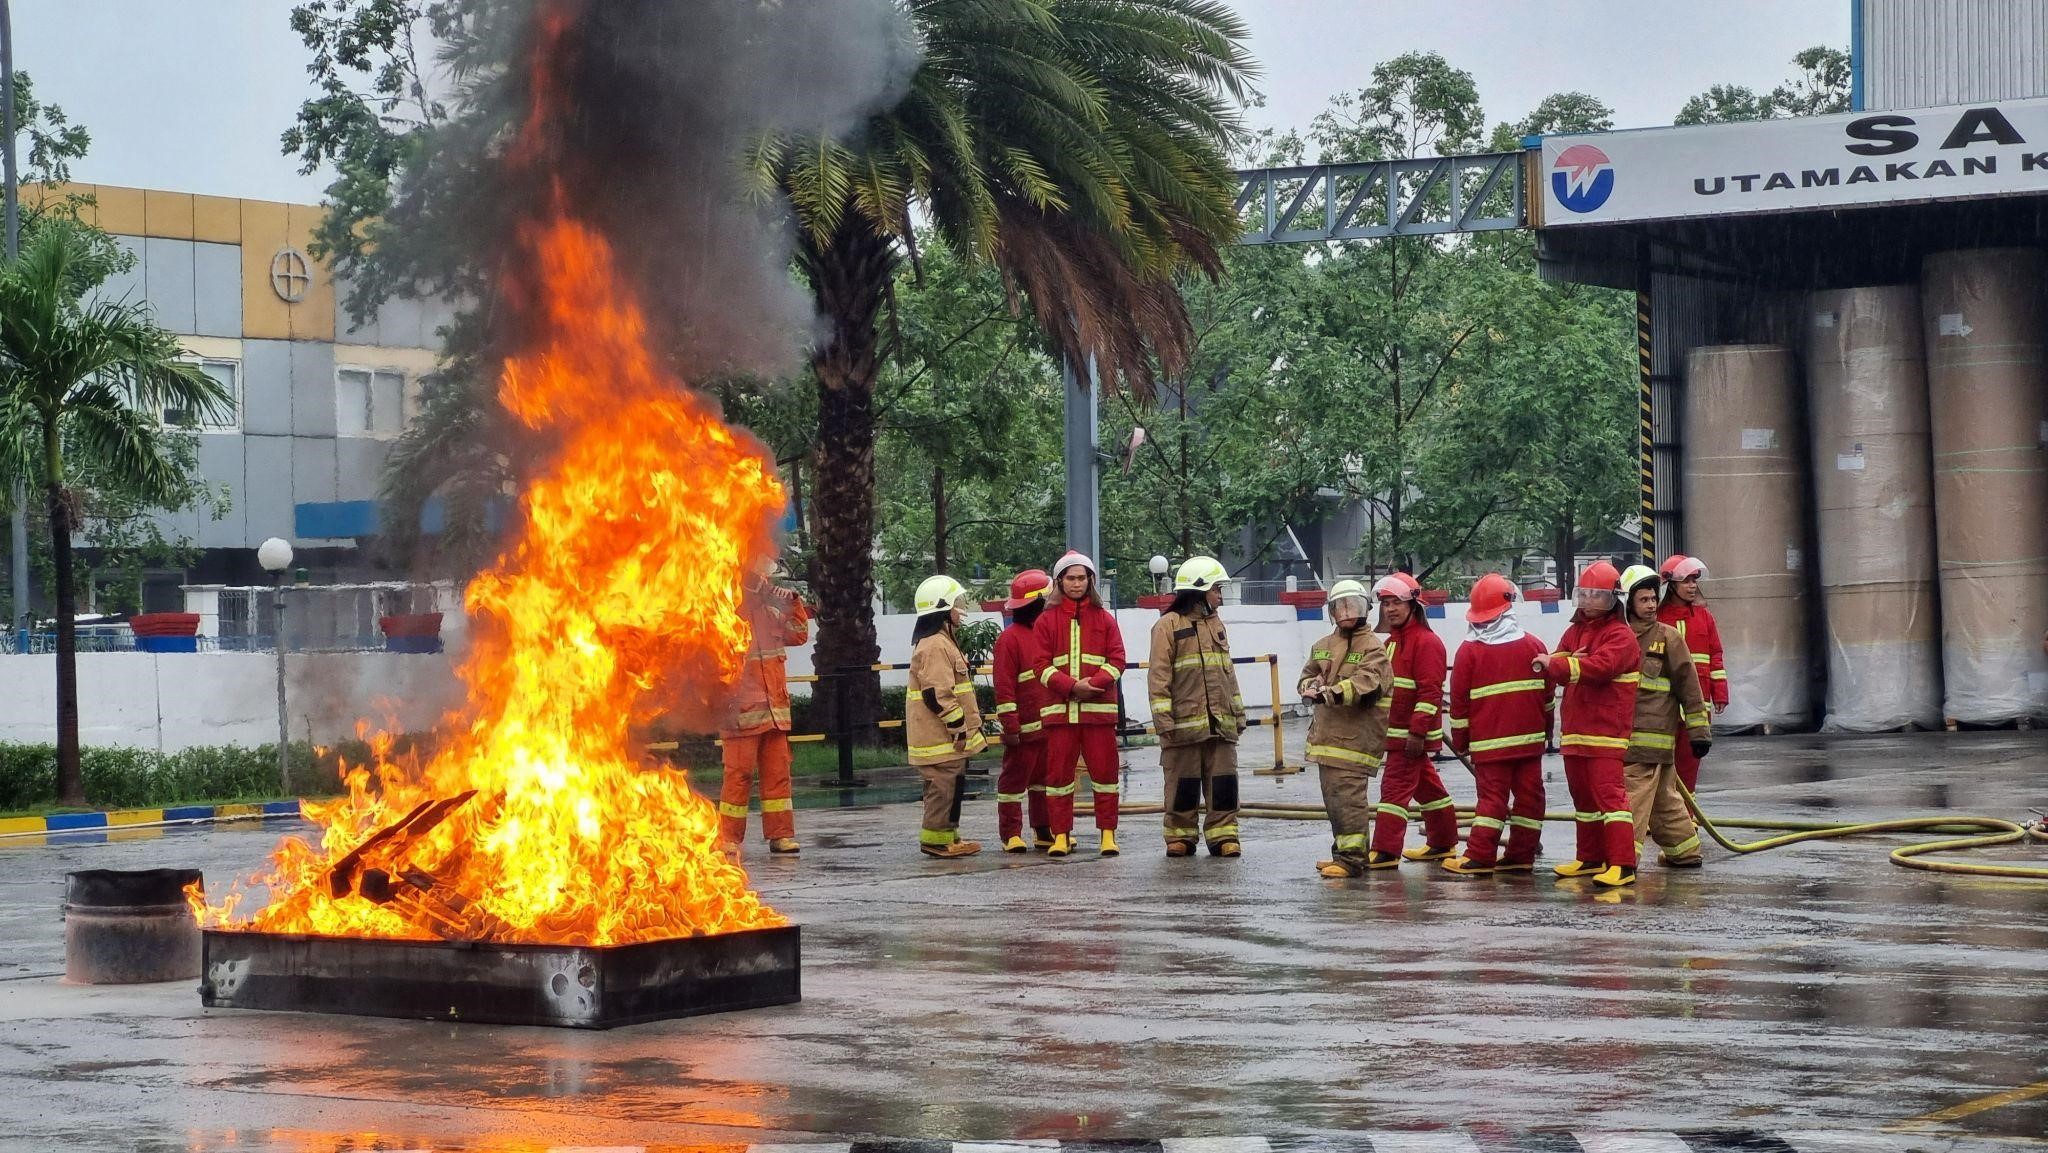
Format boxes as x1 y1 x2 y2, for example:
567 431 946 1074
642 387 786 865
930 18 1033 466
1637 286 1656 564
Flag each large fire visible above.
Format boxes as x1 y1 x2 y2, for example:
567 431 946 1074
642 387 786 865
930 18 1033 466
194 206 789 944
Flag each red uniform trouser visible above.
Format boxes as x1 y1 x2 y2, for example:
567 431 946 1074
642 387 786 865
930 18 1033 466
1045 724 1119 833
1371 749 1459 856
1563 753 1636 868
995 739 1049 841
1462 755 1545 866
719 731 794 843
1676 737 1703 793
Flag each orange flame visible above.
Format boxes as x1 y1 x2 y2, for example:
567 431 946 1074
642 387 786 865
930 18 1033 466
195 210 788 944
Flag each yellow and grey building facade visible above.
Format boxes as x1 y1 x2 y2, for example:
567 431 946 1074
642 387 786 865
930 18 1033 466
32 183 452 581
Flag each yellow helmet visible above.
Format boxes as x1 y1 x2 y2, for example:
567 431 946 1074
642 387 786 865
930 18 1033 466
1173 555 1230 592
914 574 968 615
1619 564 1661 597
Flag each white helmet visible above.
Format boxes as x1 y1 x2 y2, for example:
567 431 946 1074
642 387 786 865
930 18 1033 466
914 575 968 616
1173 555 1230 592
1326 578 1370 619
1052 550 1097 581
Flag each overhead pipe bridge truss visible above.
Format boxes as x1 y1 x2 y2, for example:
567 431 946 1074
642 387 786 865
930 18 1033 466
1233 151 1527 245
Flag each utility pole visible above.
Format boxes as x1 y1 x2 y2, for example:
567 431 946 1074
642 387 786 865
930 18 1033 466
1061 353 1100 566
1 0 28 654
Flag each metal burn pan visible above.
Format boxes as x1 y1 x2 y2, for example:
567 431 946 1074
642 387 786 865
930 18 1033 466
199 924 799 1029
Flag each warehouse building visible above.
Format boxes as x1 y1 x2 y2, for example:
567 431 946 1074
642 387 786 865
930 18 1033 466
1532 0 2048 729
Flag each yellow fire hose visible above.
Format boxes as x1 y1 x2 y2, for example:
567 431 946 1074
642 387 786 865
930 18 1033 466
1076 755 2048 880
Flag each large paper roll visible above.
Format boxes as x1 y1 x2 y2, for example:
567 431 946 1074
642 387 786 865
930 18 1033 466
1684 345 1812 728
1920 249 2048 724
1806 287 1943 731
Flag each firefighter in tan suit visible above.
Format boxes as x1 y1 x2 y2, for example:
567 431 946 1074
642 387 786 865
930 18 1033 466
906 575 986 859
1147 556 1247 858
1298 579 1392 878
1620 564 1712 868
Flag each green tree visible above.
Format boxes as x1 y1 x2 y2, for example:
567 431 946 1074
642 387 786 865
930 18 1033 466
755 0 1253 728
1675 46 1851 124
0 222 230 805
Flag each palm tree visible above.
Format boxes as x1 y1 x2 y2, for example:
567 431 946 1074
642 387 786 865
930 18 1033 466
0 221 230 805
753 0 1254 730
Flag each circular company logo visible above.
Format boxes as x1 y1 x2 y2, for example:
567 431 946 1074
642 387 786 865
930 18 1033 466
1551 143 1615 214
270 248 313 303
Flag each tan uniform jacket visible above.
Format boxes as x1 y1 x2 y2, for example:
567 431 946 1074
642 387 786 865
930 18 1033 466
1298 627 1392 771
907 631 987 766
1147 607 1246 748
1624 618 1711 764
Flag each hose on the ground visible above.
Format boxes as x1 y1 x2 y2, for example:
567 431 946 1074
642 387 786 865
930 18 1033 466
1075 764 2048 880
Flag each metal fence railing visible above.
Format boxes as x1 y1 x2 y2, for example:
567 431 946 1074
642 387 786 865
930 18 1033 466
183 582 461 653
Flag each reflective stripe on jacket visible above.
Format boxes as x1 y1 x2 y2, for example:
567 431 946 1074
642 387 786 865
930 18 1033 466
720 585 810 738
1298 626 1391 770
1657 600 1729 708
1448 633 1552 763
1625 617 1711 764
1148 606 1245 747
1543 610 1641 756
1032 596 1126 727
1382 617 1447 750
992 621 1048 743
907 631 987 765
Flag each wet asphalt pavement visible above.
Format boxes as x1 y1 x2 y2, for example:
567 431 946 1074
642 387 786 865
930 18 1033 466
1 727 2045 1153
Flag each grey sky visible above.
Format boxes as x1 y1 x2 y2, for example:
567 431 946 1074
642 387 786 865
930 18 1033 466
18 0 1847 205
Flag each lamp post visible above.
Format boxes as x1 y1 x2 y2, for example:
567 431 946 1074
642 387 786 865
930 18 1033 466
257 537 293 793
1149 554 1170 596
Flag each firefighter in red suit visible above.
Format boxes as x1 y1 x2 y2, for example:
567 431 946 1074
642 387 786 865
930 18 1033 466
1656 554 1727 793
1366 572 1458 868
1538 559 1643 888
1442 573 1552 875
1032 551 1126 858
992 569 1053 852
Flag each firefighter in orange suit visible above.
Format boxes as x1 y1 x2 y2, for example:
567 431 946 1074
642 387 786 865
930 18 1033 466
1032 551 1126 858
1367 572 1458 867
1442 574 1552 875
1656 554 1727 793
1538 559 1642 888
992 569 1053 852
718 567 810 856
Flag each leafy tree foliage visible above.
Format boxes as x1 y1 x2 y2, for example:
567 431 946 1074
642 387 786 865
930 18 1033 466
1675 46 1851 124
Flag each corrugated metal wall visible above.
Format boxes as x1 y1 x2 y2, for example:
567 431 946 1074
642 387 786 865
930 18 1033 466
1863 0 2048 110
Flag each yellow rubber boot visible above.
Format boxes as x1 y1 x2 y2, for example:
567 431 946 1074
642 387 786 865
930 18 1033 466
1099 830 1119 857
1047 833 1073 858
1440 855 1494 875
1552 859 1603 878
1592 863 1637 888
1002 835 1029 854
1403 844 1456 862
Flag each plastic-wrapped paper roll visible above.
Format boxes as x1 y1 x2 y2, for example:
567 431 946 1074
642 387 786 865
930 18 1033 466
1806 287 1943 731
1920 249 2048 724
1684 345 1812 728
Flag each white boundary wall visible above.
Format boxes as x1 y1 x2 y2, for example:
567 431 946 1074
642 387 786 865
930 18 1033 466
0 602 1571 751
0 651 464 752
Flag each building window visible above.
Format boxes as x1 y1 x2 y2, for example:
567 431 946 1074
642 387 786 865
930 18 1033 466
336 367 407 437
165 358 240 432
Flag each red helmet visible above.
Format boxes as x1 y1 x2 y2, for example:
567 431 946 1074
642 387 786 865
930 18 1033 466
1578 559 1622 592
1005 569 1052 611
1659 554 1708 581
1466 573 1517 623
1372 572 1423 603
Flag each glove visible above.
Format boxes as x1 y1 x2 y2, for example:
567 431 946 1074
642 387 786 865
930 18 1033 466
1689 738 1712 759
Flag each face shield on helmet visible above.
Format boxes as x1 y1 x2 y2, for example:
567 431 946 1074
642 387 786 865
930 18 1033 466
1574 586 1617 614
